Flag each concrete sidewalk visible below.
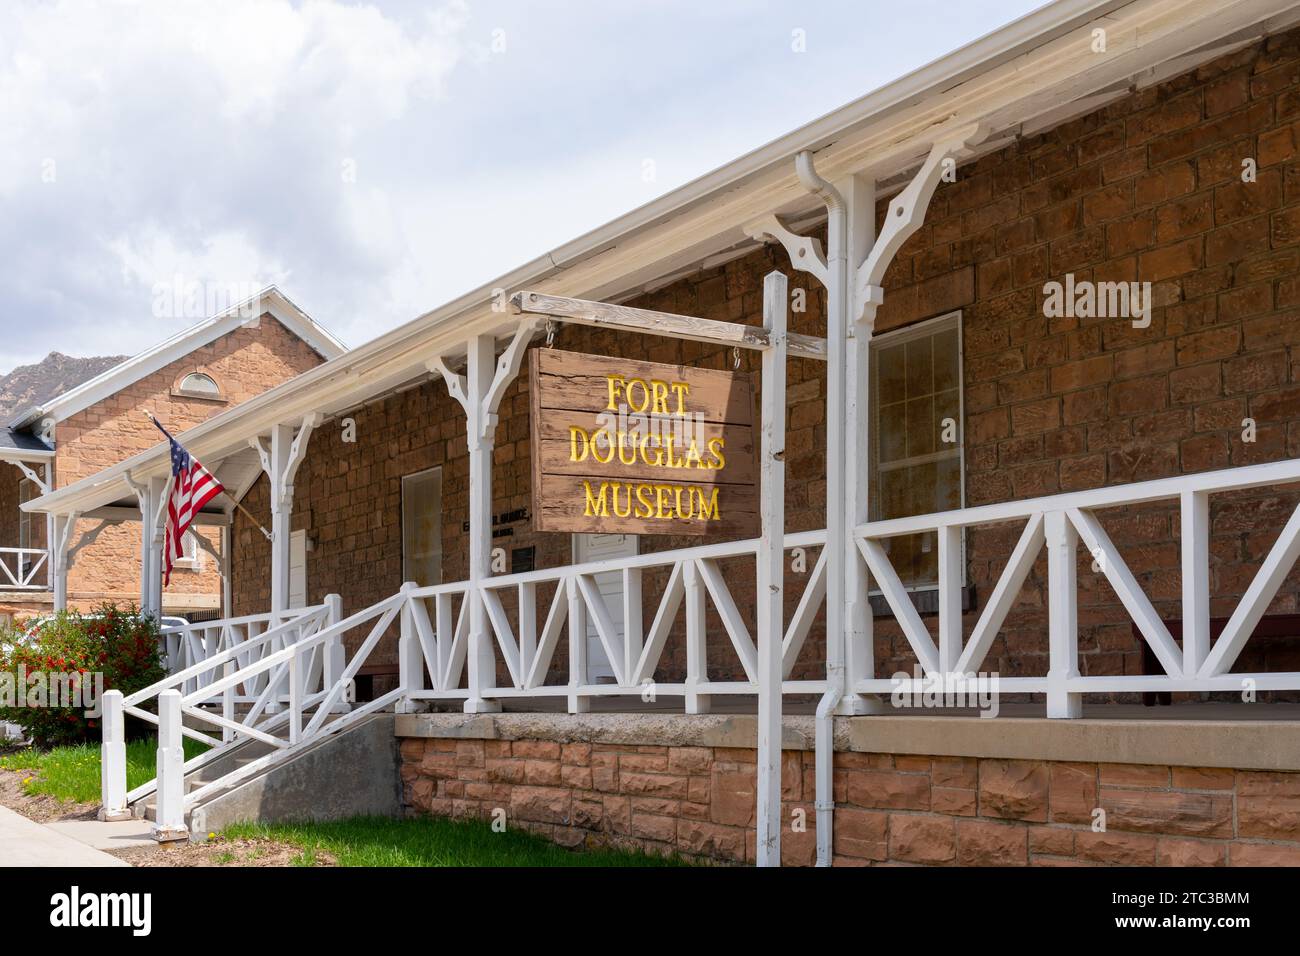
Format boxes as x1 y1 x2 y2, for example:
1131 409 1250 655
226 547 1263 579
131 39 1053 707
0 806 129 867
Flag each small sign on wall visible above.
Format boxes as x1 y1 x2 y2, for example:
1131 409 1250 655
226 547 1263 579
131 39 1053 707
529 348 758 536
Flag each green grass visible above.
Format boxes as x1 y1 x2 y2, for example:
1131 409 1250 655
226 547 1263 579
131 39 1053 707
0 738 208 804
221 815 688 867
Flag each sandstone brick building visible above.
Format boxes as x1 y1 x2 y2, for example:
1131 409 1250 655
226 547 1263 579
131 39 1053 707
1 287 343 623
35 0 1300 866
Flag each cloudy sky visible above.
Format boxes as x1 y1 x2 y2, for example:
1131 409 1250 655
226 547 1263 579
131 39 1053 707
0 0 1045 373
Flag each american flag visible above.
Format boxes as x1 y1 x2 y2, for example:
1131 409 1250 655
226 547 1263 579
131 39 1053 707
151 417 224 585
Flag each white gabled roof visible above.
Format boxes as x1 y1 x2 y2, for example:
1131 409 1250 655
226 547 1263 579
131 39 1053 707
8 286 346 430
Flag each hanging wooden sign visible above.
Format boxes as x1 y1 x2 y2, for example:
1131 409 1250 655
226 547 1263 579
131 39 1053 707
529 348 759 536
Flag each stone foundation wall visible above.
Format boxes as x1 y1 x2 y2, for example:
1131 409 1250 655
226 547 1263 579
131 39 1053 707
396 714 1300 866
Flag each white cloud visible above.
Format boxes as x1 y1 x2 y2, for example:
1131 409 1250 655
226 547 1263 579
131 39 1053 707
0 0 1046 372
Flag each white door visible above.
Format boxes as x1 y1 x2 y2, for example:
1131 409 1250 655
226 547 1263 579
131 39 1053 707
573 533 637 683
289 530 308 609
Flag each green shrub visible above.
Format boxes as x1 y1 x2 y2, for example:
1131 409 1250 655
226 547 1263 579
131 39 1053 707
0 603 166 748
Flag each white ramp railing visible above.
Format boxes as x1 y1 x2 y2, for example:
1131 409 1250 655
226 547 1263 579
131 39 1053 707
100 592 407 835
159 605 331 704
855 457 1300 716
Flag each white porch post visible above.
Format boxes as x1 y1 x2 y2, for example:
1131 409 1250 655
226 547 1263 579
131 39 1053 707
322 592 348 706
465 334 500 714
1045 510 1082 718
252 416 318 615
50 512 76 613
252 415 318 708
748 126 987 867
220 523 233 618
42 461 55 597
128 474 167 618
838 171 880 713
147 476 166 616
433 322 536 715
268 423 294 616
97 689 130 821
151 689 188 842
396 581 425 712
756 271 788 867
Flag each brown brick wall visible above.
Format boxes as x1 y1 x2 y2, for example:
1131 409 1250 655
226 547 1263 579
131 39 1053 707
868 28 1300 689
399 735 1300 866
56 314 327 612
233 28 1300 693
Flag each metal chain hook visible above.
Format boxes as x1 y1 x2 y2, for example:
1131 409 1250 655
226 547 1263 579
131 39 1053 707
732 344 741 370
545 318 556 348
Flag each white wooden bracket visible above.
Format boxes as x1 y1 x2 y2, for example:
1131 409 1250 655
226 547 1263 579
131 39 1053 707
743 214 829 288
252 414 320 511
854 122 986 319
125 471 170 542
279 413 320 510
483 318 540 429
429 319 539 443
53 511 81 573
14 460 50 495
429 354 468 408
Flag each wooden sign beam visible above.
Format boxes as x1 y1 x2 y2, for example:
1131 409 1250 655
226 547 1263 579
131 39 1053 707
510 290 827 362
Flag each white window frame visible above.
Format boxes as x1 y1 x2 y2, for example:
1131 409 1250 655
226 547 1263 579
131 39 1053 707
175 371 223 400
402 467 444 588
869 309 966 594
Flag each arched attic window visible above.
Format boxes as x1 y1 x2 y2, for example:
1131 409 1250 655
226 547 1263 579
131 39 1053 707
175 371 223 400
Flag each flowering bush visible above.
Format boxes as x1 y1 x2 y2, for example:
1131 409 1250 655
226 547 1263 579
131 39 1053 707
0 603 166 748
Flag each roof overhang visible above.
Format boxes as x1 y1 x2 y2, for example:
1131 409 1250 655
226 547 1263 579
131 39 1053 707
8 286 346 431
0 447 54 466
25 0 1300 520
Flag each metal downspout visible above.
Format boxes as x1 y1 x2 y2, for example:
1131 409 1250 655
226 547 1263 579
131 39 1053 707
795 150 847 868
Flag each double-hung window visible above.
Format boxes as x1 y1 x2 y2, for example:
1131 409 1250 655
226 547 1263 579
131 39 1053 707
869 311 964 589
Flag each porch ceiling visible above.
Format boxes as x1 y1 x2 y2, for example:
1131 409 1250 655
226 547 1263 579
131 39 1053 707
76 445 262 522
23 0 1300 520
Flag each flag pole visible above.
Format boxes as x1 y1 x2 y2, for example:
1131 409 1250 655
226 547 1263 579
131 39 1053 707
143 411 273 541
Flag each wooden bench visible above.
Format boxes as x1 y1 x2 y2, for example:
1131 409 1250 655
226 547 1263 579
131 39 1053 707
1136 613 1300 705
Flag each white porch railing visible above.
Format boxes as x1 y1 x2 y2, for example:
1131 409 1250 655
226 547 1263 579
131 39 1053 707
856 457 1300 716
400 529 830 712
100 457 1300 833
0 547 47 590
